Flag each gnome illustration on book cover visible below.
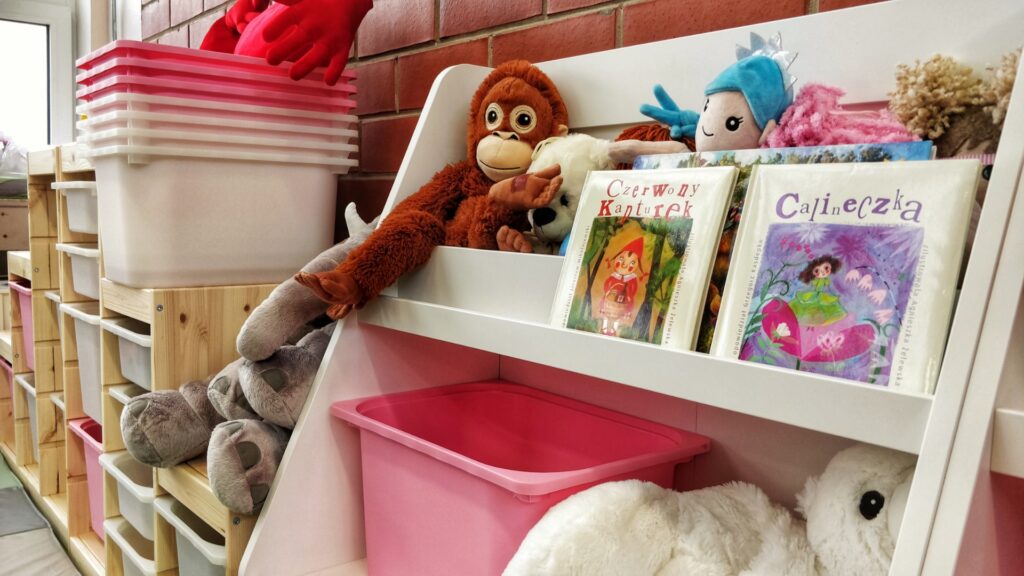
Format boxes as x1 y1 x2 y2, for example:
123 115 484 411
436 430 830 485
740 223 924 386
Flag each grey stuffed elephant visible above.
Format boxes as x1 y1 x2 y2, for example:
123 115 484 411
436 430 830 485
121 205 376 514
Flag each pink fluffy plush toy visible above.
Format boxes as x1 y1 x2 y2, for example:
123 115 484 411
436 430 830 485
765 84 918 148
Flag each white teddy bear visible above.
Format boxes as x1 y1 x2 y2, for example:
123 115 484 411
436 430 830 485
504 444 916 576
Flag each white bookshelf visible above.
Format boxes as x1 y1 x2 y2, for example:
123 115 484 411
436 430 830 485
240 1 1024 574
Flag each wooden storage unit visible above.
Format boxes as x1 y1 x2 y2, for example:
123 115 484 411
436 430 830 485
240 1 1024 575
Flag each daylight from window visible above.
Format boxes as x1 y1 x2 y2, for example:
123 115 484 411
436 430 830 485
0 19 49 151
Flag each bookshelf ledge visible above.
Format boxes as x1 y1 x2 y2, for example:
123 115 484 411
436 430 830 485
358 296 933 455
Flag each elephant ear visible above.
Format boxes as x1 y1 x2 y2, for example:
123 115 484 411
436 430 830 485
796 475 819 520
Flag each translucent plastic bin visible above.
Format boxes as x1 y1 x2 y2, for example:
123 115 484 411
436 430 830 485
55 244 100 300
104 517 155 576
77 93 357 130
332 381 712 576
62 303 102 423
154 496 226 576
77 109 358 145
101 319 152 390
80 126 358 156
52 181 99 235
76 56 356 99
99 451 155 540
69 418 104 540
76 39 356 86
9 281 34 370
77 75 356 115
89 147 340 288
15 374 37 462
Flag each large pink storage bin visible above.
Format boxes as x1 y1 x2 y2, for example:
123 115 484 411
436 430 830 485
69 418 104 541
76 40 356 85
9 281 34 370
332 381 710 576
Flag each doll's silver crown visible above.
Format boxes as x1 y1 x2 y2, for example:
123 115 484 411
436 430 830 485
736 32 798 94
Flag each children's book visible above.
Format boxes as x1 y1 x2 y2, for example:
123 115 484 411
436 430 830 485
551 167 737 350
634 141 935 352
711 160 980 393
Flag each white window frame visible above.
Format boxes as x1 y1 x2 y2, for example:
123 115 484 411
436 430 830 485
0 0 75 146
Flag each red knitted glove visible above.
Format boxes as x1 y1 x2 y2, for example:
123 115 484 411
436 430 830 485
263 0 373 85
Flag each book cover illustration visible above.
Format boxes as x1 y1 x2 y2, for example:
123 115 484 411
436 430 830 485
552 167 737 351
738 222 923 386
634 140 934 352
712 161 980 393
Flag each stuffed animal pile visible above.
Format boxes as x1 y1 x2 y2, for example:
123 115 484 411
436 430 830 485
505 444 916 576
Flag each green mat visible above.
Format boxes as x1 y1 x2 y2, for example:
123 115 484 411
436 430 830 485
0 451 21 490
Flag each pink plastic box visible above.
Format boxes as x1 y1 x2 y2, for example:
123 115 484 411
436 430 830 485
9 281 34 370
76 75 356 114
76 40 356 85
332 381 710 576
69 418 105 541
1 358 12 400
77 57 356 99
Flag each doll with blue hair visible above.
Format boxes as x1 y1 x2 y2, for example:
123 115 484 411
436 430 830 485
641 32 797 152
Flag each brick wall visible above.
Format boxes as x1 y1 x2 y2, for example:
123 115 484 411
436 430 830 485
142 0 882 238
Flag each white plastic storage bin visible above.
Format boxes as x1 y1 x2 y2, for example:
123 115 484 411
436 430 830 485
88 146 341 288
15 374 38 462
154 496 226 576
99 451 155 540
101 318 152 390
61 303 102 423
104 518 156 576
52 182 99 235
56 244 101 300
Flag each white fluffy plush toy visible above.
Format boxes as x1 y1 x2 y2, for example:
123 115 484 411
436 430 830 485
503 444 916 576
495 134 685 254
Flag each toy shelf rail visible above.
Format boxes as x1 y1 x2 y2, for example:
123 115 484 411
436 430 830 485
359 296 932 454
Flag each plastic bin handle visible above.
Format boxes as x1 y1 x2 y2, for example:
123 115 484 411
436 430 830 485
51 181 98 191
153 496 227 565
103 518 157 575
14 374 36 397
60 303 102 325
101 318 153 348
99 453 156 503
55 243 101 259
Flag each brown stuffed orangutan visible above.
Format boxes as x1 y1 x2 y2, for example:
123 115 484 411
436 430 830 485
296 60 569 318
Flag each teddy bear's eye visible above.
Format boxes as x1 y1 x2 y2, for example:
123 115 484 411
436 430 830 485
560 194 569 207
859 490 885 520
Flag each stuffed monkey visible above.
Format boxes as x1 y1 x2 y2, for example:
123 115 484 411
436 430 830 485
296 60 570 318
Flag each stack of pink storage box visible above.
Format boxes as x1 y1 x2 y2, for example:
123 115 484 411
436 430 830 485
72 41 360 288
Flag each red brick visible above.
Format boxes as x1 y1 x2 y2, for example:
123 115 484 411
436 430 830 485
398 40 489 110
354 59 397 116
359 115 420 173
172 0 204 26
142 0 170 39
547 0 611 14
440 0 541 37
357 0 435 57
156 26 189 48
189 9 226 49
622 0 805 47
818 0 886 11
335 177 394 240
492 11 616 65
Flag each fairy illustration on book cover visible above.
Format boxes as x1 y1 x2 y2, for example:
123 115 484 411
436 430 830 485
567 216 692 344
739 222 924 386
